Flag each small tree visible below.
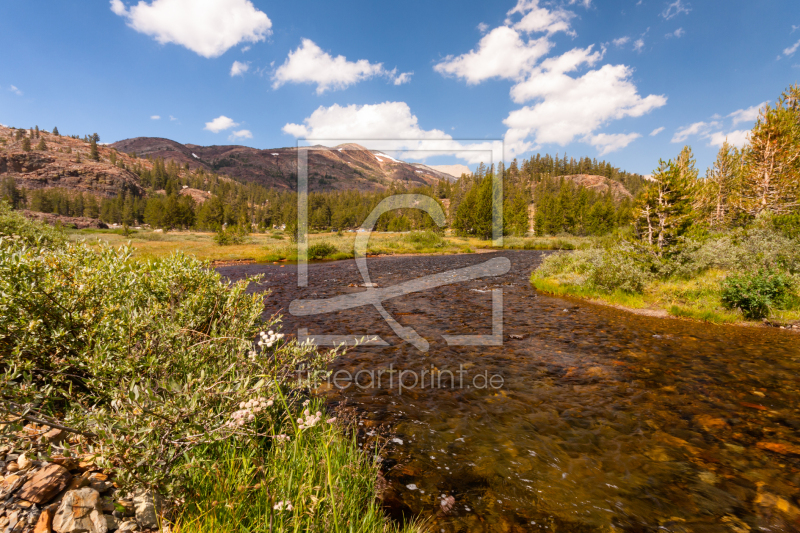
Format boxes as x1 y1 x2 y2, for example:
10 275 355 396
21 137 31 152
75 152 82 163
34 126 40 138
53 126 60 136
89 138 99 161
36 138 46 151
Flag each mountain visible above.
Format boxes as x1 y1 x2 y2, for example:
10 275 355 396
1 125 144 198
556 174 633 201
426 164 472 179
110 137 453 192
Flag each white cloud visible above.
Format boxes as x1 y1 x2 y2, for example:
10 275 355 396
665 27 684 38
272 39 406 94
506 0 576 36
727 101 767 125
612 36 630 47
650 126 665 136
282 101 500 164
204 115 239 133
587 133 641 155
151 115 161 120
393 72 413 85
109 0 271 58
9 85 22 96
230 60 249 76
672 121 715 143
437 4 664 158
434 26 551 84
707 129 749 148
782 39 800 58
477 22 489 33
505 52 666 151
229 129 252 141
569 0 592 7
661 0 690 20
169 115 177 121
633 38 645 52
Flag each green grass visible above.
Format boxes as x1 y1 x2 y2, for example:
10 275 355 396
69 229 594 263
176 400 423 533
532 267 800 324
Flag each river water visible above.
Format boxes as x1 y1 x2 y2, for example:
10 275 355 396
218 251 800 532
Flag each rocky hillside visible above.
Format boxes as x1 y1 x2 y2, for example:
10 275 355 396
557 174 633 201
110 137 456 192
0 125 145 198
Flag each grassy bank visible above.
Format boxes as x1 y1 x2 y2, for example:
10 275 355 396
68 227 590 262
531 230 800 325
0 202 423 532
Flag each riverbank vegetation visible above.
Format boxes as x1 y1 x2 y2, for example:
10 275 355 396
532 84 800 324
0 203 421 532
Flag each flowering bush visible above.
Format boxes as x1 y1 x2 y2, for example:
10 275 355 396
0 205 336 495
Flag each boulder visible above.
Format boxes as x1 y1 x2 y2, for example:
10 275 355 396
52 488 108 533
116 521 138 532
17 464 72 504
132 489 162 530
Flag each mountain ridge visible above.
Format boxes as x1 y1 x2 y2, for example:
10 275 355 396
110 137 456 192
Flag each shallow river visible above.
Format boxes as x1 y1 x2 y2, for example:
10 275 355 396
218 251 800 532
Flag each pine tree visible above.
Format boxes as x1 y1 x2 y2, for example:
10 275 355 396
740 85 800 217
21 137 31 152
89 138 99 161
53 126 59 136
697 141 742 228
36 138 46 151
34 126 39 138
634 151 696 256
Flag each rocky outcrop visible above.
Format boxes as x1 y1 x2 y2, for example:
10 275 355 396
0 126 144 199
557 174 633 201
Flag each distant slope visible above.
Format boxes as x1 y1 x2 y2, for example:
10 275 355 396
0 125 144 198
110 137 446 192
426 164 472 179
557 174 633 201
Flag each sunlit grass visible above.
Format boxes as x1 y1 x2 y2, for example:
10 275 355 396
175 399 425 533
533 267 800 324
69 228 593 263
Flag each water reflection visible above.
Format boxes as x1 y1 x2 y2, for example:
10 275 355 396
218 251 800 532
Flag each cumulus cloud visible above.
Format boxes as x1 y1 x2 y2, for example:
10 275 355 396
506 0 576 36
504 48 666 150
229 129 252 141
727 102 767 125
151 115 161 120
436 3 664 158
477 22 489 33
586 132 641 155
109 0 271 58
650 126 665 136
230 60 250 76
272 39 408 94
204 115 239 133
434 26 551 84
282 101 501 164
9 85 22 96
633 38 645 52
661 0 690 20
612 36 630 47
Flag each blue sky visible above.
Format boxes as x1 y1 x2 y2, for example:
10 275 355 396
0 0 797 174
